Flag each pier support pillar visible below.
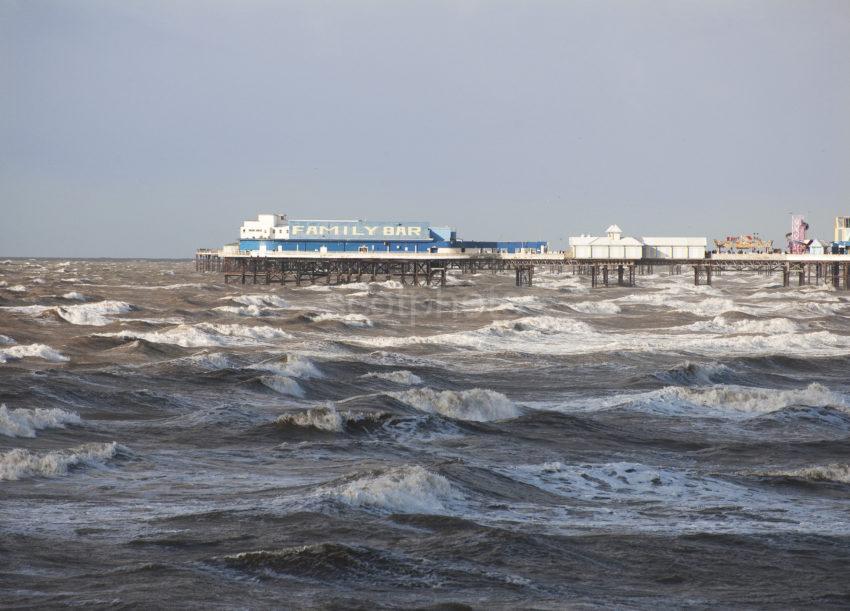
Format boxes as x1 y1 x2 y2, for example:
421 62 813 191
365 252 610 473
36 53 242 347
617 265 624 286
782 265 790 287
602 266 609 287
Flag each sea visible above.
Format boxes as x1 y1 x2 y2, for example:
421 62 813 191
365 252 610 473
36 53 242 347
1 258 850 608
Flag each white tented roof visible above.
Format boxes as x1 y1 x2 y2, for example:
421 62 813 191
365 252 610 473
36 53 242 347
605 224 622 233
642 237 707 246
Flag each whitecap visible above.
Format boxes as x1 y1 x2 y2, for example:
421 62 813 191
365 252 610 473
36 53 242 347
97 323 292 348
56 300 135 326
362 370 423 386
308 313 373 328
0 442 123 481
390 387 520 422
0 404 81 438
0 344 69 364
326 465 464 514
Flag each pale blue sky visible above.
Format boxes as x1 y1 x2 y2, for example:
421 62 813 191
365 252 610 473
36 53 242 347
2 0 849 257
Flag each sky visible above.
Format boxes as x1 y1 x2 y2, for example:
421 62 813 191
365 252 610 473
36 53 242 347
2 0 849 257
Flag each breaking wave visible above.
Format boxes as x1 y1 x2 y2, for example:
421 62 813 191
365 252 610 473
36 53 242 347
608 383 847 416
569 301 622 314
276 405 345 432
56 300 135 326
0 343 69 363
753 464 850 484
0 300 135 326
97 323 292 348
62 291 86 300
685 315 799 335
229 294 290 308
0 334 15 345
390 387 520 422
0 442 123 481
362 370 423 386
326 465 464 514
256 356 323 398
0 404 81 438
307 312 373 328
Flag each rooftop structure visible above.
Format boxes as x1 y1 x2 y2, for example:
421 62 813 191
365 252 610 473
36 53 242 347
569 225 707 260
835 217 850 243
714 234 773 254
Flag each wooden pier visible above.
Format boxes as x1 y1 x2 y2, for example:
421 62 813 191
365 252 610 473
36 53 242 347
194 249 850 290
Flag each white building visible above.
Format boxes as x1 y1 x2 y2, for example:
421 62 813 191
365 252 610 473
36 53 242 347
642 236 707 259
240 214 289 240
836 217 850 243
569 225 707 260
809 239 828 256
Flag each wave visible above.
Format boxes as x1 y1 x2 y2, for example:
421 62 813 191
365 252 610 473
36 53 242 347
5 285 27 293
684 315 799 335
0 300 135 326
260 375 305 397
752 464 850 484
362 370 422 386
326 465 464 514
62 291 86 300
569 301 622 314
0 334 15 345
229 294 289 308
274 404 389 433
618 294 741 316
254 356 324 398
654 361 733 386
0 305 53 316
603 383 847 416
354 313 850 358
97 323 292 348
0 442 123 481
213 305 271 317
219 543 432 583
324 280 405 291
251 355 323 379
502 461 740 503
390 387 520 422
0 343 69 364
0 404 81 438
56 300 135 326
307 313 373 328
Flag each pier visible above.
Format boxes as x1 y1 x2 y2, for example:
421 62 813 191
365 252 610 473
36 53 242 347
195 249 850 289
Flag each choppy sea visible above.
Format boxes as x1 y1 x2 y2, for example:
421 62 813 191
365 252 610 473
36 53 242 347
2 258 850 608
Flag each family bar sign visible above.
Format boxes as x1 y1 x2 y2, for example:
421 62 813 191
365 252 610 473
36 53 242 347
288 221 431 241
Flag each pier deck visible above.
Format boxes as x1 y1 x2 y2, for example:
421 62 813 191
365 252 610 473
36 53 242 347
194 249 850 289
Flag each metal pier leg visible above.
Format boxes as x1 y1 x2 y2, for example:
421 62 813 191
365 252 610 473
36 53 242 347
782 265 790 287
706 265 712 286
694 265 700 286
617 265 624 286
591 265 598 288
602 266 609 287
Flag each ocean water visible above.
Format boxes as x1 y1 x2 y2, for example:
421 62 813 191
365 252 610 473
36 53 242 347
2 259 850 608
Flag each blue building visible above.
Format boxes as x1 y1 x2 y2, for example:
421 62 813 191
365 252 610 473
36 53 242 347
237 214 547 254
